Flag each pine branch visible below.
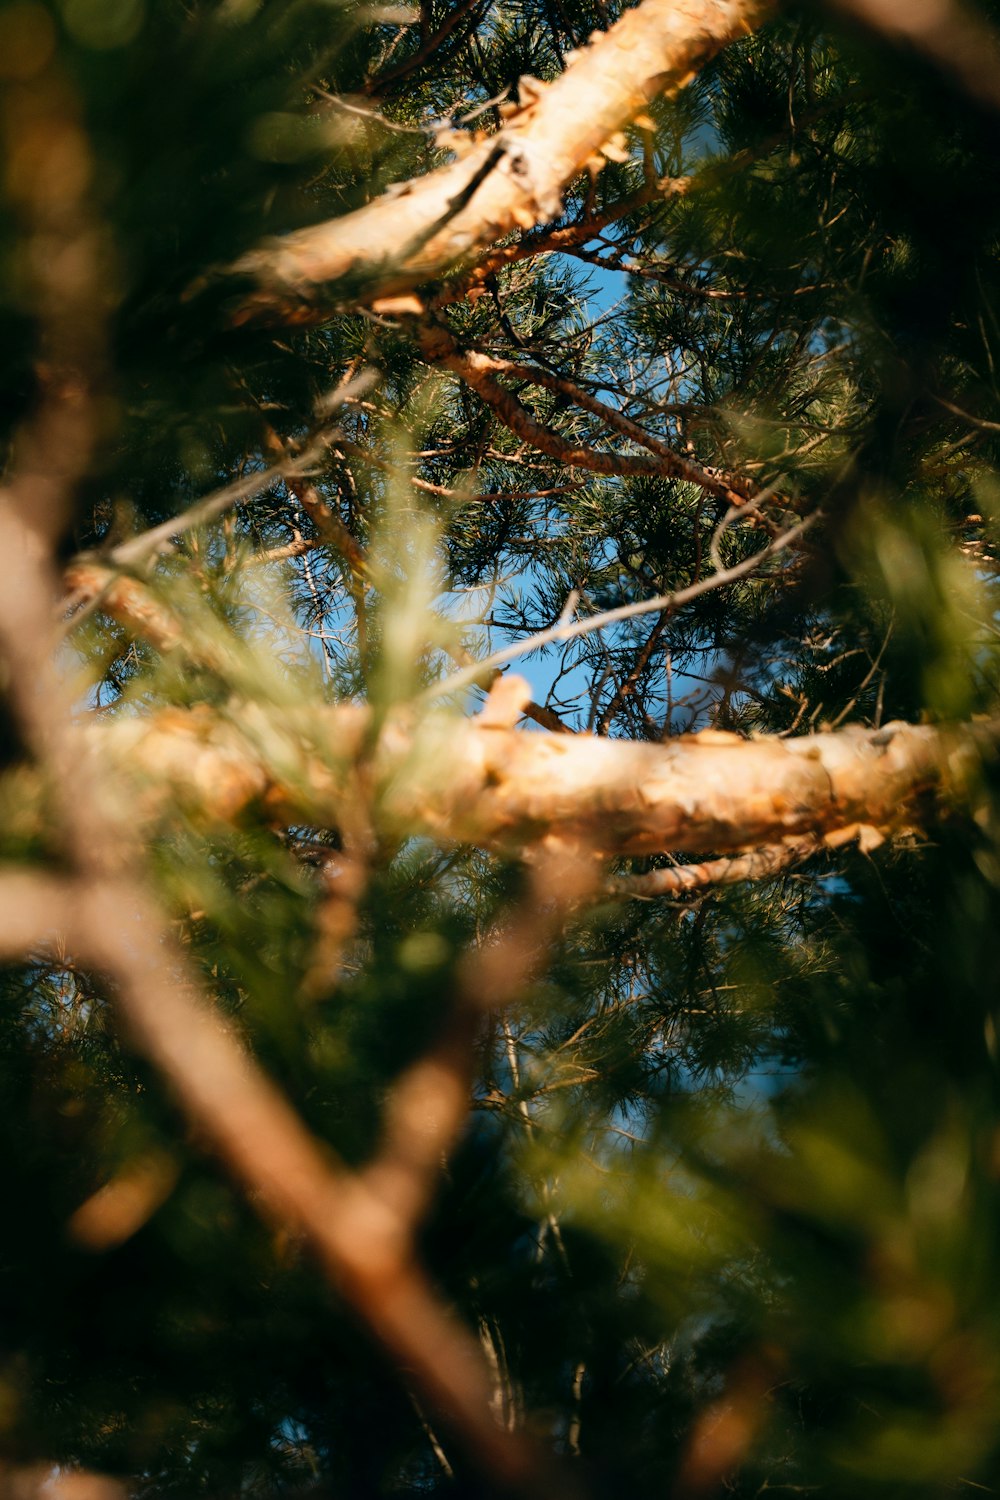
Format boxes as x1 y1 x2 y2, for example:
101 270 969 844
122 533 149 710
225 0 776 323
78 705 998 860
423 327 754 504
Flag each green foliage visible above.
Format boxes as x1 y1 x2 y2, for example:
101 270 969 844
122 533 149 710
4 0 1000 1496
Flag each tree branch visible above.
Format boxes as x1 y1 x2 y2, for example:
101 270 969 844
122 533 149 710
606 835 824 898
423 330 753 505
75 705 998 861
430 178 690 306
363 0 486 96
0 79 570 1488
423 515 815 703
225 0 776 322
0 871 571 1499
826 0 1000 115
105 433 340 571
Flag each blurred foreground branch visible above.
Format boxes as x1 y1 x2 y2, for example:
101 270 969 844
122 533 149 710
0 63 579 1500
826 0 1000 114
0 869 573 1498
65 704 998 859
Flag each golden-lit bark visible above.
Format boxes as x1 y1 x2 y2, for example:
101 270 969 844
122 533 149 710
228 0 775 323
89 705 994 857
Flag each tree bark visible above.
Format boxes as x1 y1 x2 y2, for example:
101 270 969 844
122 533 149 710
88 706 995 858
227 0 775 323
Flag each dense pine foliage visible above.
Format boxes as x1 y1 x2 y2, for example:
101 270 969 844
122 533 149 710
3 1 1000 1496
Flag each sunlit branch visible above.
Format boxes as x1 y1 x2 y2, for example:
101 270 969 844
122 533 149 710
74 696 996 860
606 836 824 898
225 0 776 322
428 337 753 505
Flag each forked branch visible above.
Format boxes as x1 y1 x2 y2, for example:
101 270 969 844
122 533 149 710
420 326 754 504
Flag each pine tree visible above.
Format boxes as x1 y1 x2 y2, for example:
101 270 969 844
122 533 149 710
3 1 1000 1497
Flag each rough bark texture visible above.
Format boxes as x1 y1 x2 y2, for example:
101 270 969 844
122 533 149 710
87 706 996 857
227 0 776 322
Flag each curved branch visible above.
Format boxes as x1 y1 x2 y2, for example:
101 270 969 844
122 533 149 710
426 332 753 504
423 515 815 703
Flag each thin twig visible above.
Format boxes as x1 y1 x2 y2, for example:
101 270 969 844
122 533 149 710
422 514 818 704
107 433 339 570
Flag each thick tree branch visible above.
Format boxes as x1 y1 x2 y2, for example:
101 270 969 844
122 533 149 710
0 1463 125 1500
226 0 775 322
81 707 997 859
63 561 185 652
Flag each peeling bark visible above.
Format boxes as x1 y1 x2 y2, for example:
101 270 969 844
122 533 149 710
85 707 996 858
226 0 775 323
